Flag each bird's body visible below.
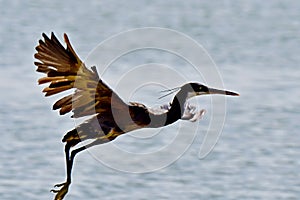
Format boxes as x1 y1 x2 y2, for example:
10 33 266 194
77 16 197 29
34 32 239 200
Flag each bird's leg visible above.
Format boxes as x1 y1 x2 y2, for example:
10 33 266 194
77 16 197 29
51 144 86 200
51 139 107 200
64 138 109 183
50 146 84 200
52 143 71 188
50 143 73 200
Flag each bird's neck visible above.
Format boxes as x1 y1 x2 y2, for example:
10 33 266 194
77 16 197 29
148 89 188 128
166 92 187 124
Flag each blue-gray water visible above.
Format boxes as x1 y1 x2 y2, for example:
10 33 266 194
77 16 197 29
1 0 300 199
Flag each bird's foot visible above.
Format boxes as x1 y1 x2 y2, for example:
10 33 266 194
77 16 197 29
189 109 206 122
53 182 67 188
50 181 71 200
182 103 206 122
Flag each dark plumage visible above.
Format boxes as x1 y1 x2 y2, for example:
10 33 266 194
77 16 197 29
35 32 239 200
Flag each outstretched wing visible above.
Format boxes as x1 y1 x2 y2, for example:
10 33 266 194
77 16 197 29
35 32 128 118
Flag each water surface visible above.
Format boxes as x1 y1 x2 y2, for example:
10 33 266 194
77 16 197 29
0 1 299 199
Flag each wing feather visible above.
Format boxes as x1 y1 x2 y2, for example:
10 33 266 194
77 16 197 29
35 32 128 118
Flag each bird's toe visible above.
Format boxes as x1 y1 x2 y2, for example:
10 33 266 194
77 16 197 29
50 181 71 200
54 182 67 188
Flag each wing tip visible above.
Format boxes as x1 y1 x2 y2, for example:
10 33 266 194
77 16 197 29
63 33 70 45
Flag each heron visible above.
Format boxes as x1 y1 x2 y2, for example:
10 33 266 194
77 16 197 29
34 32 239 200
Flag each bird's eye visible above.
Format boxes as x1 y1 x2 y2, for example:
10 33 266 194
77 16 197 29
199 86 202 90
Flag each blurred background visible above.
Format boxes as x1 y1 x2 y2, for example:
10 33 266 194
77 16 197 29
0 0 299 199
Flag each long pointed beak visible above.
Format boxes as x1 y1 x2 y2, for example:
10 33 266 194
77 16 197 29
207 87 239 96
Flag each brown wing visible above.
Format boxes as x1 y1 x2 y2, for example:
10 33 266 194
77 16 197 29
35 32 128 118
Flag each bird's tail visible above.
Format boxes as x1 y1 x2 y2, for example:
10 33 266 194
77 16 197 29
62 117 111 145
62 129 81 146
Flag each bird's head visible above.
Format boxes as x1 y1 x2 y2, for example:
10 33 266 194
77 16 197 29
156 82 239 125
181 82 239 99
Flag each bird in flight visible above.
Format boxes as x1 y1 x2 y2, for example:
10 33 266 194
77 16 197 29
34 32 239 200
